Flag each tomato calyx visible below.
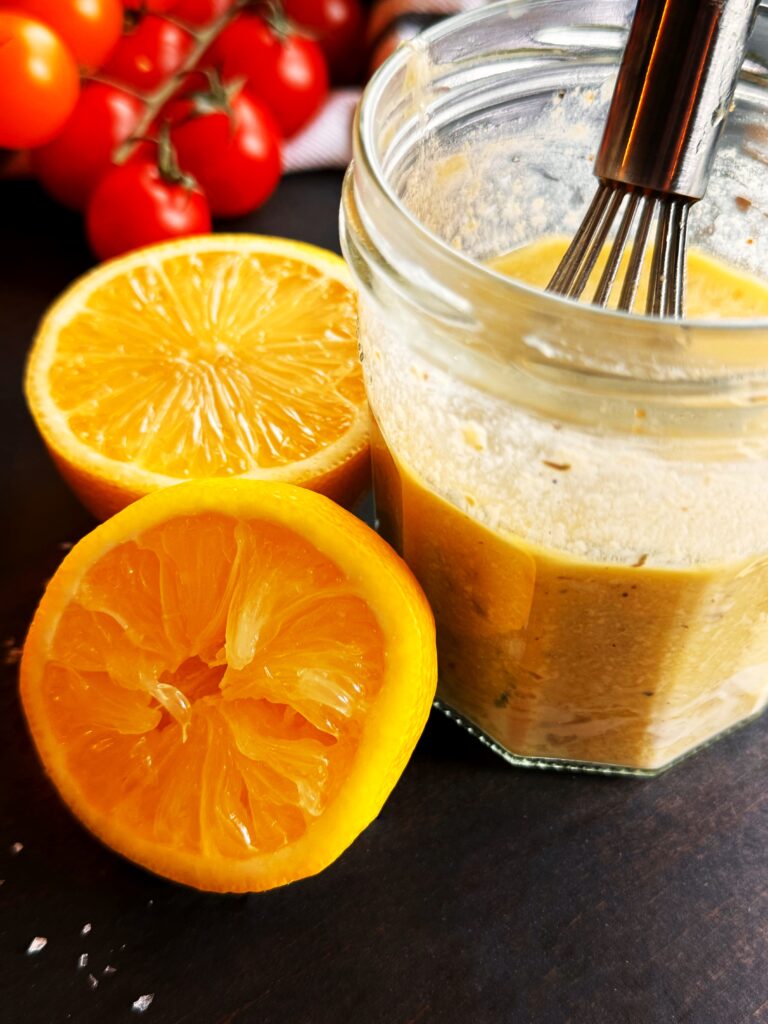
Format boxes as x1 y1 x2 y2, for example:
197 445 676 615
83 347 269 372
249 0 307 44
137 123 200 190
123 1 173 19
180 67 246 124
121 6 160 35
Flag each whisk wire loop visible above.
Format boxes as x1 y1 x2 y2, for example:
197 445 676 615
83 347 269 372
547 186 691 318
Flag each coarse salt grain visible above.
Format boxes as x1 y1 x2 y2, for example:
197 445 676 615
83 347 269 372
87 974 98 990
132 994 154 1013
27 937 47 954
10 842 23 855
103 965 117 976
78 953 88 969
2 645 21 666
80 923 91 936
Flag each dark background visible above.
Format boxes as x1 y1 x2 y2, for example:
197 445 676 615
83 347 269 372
1 174 767 1024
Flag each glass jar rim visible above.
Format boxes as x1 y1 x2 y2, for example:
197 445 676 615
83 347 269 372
355 0 768 337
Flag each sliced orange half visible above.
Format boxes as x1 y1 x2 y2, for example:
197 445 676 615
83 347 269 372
24 235 368 519
20 480 436 892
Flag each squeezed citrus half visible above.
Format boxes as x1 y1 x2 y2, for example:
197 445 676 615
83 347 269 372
24 235 368 519
20 480 437 892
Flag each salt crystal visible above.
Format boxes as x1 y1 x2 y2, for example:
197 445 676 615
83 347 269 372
87 974 98 990
80 923 92 936
27 937 47 954
103 965 117 976
10 842 23 855
58 541 73 551
132 994 154 1013
78 953 88 969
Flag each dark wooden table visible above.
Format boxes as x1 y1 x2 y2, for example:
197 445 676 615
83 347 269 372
1 174 766 1024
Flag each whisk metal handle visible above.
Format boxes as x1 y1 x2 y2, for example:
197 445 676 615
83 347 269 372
595 0 761 199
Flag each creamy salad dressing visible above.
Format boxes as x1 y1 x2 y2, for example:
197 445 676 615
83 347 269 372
365 239 768 771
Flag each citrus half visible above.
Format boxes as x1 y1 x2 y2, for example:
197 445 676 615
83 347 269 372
24 235 368 519
20 480 436 892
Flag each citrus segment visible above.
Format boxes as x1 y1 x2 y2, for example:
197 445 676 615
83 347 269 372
21 481 436 891
25 235 369 518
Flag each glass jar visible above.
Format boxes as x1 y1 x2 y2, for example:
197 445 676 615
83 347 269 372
340 0 768 776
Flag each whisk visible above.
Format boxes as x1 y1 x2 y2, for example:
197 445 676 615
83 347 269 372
547 0 761 317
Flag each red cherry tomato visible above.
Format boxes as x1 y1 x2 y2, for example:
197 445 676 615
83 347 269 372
169 0 235 27
0 12 80 150
32 84 144 211
103 15 194 93
283 0 364 84
9 0 123 71
86 160 212 261
208 14 328 138
168 90 282 217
